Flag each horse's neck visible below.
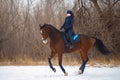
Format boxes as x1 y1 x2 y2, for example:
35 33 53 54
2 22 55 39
49 29 61 42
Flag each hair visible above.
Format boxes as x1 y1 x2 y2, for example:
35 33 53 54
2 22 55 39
93 37 112 55
43 24 60 32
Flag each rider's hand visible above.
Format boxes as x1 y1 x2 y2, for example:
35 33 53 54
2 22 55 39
60 27 63 30
60 28 65 32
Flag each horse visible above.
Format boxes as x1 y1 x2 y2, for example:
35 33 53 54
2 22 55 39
39 23 111 76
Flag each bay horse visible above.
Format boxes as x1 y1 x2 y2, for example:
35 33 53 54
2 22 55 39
39 24 111 76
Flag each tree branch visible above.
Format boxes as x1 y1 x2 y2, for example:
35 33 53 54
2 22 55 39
111 0 120 8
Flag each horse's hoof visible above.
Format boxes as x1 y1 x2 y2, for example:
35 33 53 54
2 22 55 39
53 68 56 72
64 72 68 76
78 70 82 75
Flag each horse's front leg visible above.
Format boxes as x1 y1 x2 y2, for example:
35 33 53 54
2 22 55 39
48 51 56 72
58 53 68 76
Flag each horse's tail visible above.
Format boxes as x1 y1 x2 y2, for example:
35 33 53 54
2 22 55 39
93 37 111 55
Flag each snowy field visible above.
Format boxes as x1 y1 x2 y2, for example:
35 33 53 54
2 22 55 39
0 66 120 80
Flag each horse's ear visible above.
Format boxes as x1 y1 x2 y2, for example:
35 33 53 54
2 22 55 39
39 24 44 29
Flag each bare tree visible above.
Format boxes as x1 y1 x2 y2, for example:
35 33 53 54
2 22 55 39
0 0 120 65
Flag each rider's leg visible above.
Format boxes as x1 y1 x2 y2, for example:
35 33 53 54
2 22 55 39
64 31 70 47
68 30 74 49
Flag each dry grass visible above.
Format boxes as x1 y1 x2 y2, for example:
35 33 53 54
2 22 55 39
0 54 120 67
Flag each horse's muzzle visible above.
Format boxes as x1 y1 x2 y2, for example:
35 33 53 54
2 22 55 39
42 37 48 44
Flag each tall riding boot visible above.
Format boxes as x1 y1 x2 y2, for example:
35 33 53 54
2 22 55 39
69 36 74 49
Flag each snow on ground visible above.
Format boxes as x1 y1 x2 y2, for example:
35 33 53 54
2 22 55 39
0 66 120 80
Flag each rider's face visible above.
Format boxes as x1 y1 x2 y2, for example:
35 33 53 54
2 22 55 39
67 13 71 17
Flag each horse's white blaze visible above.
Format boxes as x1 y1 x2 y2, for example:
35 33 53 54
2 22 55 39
40 30 42 34
42 37 44 40
43 39 48 44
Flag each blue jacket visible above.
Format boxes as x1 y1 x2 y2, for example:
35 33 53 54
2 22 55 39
61 10 74 31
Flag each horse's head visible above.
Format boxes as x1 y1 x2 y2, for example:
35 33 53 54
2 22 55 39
39 24 51 44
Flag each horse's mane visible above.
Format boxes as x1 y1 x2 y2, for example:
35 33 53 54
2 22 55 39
45 24 60 32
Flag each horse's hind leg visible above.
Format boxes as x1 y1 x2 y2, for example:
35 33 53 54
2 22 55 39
48 51 56 72
79 51 89 74
79 57 89 74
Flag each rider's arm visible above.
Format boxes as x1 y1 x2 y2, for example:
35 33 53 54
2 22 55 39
65 18 74 29
60 19 66 30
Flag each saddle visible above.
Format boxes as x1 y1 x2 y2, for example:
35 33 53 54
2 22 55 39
62 32 80 49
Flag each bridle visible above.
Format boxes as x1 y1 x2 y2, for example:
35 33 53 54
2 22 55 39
40 29 48 44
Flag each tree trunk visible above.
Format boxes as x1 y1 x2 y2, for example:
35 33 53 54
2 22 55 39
91 0 104 18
